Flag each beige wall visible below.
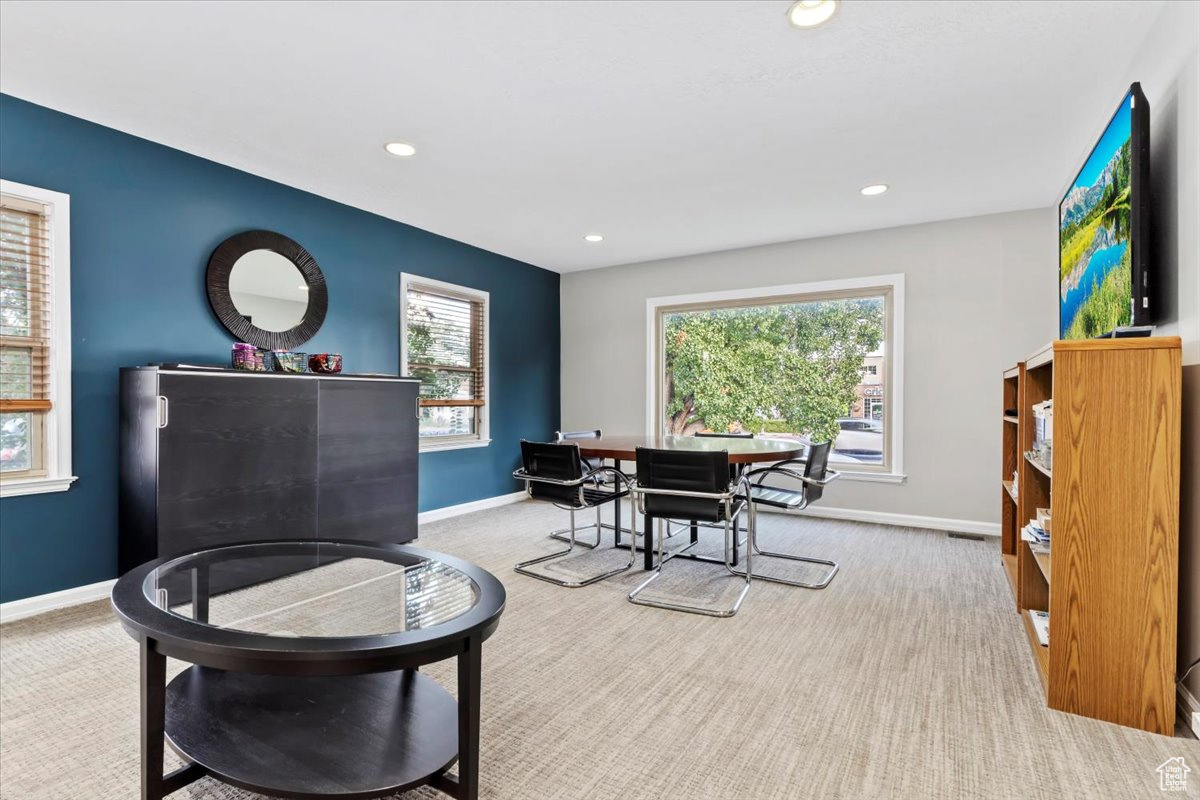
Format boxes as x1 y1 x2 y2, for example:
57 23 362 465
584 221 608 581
561 207 1056 528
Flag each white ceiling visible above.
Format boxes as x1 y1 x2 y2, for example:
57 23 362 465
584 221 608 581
0 0 1165 273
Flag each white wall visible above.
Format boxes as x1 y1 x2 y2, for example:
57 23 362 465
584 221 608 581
1120 0 1200 704
561 208 1055 528
1126 1 1200 363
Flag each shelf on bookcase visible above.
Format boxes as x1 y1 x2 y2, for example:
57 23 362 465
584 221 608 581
1024 452 1052 479
1026 343 1054 370
1003 415 1018 424
1027 542 1051 583
1021 610 1049 688
1002 480 1017 503
1002 553 1018 600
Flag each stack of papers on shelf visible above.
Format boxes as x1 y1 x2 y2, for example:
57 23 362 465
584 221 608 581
1032 400 1053 451
1028 609 1049 646
1021 521 1050 555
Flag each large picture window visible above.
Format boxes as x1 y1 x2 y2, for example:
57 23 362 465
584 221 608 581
0 180 74 497
651 275 903 480
400 274 490 451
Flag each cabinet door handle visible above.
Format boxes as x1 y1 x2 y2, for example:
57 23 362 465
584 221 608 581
415 396 420 419
157 396 169 429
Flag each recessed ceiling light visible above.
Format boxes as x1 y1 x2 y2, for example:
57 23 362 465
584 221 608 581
583 234 604 243
860 183 889 196
787 0 838 29
384 141 416 157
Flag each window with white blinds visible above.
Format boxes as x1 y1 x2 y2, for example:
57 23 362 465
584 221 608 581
401 274 490 449
0 180 73 495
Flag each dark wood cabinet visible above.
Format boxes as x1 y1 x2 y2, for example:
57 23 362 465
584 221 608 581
317 379 419 540
119 367 420 576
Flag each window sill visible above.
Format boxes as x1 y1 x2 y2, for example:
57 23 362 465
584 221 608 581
419 438 492 453
0 475 78 498
833 470 907 485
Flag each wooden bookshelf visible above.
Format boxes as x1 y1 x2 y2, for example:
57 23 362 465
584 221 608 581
999 337 1181 735
999 362 1023 599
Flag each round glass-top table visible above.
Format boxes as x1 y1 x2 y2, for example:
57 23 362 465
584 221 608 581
143 540 483 638
112 540 506 800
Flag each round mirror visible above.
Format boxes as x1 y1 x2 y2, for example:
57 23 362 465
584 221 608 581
206 230 328 350
228 250 309 332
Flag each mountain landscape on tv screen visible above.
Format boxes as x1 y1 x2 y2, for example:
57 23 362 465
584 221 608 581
1059 104 1133 339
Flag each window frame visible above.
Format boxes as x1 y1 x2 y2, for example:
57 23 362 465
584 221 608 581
399 272 491 452
0 179 75 497
646 273 905 484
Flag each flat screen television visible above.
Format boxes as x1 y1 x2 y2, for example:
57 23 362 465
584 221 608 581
1058 82 1150 339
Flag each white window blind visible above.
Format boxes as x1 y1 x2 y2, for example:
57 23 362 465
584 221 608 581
0 194 52 477
403 278 489 446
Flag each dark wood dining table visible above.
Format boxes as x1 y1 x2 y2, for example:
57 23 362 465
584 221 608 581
574 434 808 570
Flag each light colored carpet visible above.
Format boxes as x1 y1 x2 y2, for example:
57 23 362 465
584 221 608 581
1 502 1196 799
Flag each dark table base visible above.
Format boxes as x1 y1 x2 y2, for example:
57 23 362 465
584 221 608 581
614 519 744 571
163 667 459 799
606 458 742 571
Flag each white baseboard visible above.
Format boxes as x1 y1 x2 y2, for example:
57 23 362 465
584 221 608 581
418 490 527 525
417 492 996 536
785 504 1001 537
1 493 989 625
0 578 116 625
1179 684 1200 739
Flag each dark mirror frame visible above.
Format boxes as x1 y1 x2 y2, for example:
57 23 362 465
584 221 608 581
205 230 328 350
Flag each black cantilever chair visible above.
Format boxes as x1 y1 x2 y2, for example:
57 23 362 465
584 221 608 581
736 440 842 589
667 431 755 545
627 447 754 617
555 429 605 476
513 440 636 588
548 429 617 548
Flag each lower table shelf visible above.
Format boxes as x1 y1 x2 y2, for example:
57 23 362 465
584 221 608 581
165 666 460 797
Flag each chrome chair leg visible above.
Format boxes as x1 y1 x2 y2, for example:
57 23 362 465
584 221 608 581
661 519 749 563
517 499 637 588
548 505 604 549
628 506 751 618
730 512 837 589
549 505 640 547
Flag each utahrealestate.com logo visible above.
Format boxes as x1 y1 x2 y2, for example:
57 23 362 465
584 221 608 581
1157 757 1191 792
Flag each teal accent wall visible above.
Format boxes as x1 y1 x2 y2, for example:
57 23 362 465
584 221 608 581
0 94 559 602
